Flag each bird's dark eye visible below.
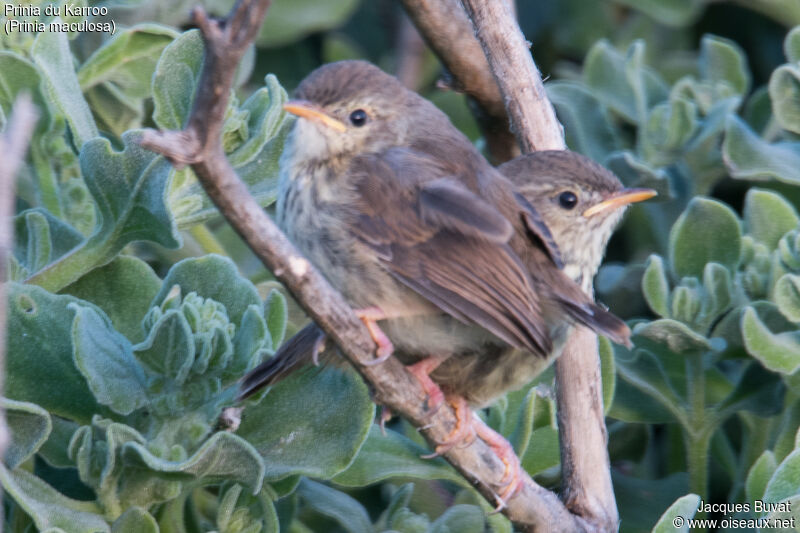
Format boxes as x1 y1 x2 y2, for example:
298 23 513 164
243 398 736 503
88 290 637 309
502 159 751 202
558 191 578 210
349 109 368 127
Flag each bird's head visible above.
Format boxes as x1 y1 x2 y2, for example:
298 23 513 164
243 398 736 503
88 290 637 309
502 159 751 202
500 150 656 282
282 60 423 164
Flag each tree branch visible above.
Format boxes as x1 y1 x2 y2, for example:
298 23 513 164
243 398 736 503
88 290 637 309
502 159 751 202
458 1 619 530
398 0 518 163
140 0 588 529
0 93 38 525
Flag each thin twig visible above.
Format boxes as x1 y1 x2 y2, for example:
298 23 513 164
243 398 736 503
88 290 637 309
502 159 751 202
140 0 586 529
0 93 39 526
458 1 618 531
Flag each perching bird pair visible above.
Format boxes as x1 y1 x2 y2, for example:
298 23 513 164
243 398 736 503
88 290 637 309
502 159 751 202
239 60 655 505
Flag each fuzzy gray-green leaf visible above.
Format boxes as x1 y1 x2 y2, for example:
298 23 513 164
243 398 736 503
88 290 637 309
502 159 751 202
741 306 800 374
5 398 52 469
31 22 98 148
744 189 799 249
6 283 108 423
71 304 149 415
669 197 741 279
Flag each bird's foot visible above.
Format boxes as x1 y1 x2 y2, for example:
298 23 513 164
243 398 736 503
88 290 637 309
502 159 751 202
311 329 327 366
355 307 394 365
421 395 475 459
471 415 523 512
378 405 393 436
406 357 446 414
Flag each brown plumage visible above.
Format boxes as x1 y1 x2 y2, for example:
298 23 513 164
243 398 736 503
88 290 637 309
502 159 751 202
241 61 650 407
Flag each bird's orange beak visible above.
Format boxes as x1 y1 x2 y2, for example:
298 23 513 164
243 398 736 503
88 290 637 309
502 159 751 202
582 188 657 218
283 100 347 132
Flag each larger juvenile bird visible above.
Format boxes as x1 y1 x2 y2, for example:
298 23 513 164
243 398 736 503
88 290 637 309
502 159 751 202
251 60 649 504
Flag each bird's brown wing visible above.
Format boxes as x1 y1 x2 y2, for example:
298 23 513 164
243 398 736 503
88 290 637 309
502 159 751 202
348 149 552 355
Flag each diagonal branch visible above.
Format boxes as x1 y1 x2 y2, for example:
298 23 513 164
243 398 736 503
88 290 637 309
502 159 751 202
140 0 588 529
458 1 619 531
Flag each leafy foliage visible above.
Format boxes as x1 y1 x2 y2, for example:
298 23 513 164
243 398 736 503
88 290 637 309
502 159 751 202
4 1 800 531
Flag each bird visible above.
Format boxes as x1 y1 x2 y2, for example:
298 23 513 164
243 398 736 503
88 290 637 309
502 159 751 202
246 60 651 505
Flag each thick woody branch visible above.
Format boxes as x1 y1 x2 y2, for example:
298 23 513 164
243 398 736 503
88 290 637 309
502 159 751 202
140 0 586 529
0 94 38 522
459 1 619 531
398 0 518 163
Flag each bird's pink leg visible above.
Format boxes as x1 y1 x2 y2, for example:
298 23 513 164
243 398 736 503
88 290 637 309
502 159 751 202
471 414 523 511
421 395 476 458
406 357 447 413
355 307 394 365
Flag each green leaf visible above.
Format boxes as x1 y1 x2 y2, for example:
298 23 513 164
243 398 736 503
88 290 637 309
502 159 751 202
80 131 179 250
152 30 204 130
770 63 800 135
668 197 741 278
62 256 162 343
583 40 666 123
237 366 374 481
39 416 81 469
78 24 178 96
0 51 48 132
611 0 703 27
152 255 261 326
741 306 800 374
546 81 620 162
776 274 800 322
0 464 108 533
718 362 785 418
333 425 464 487
27 132 180 293
641 96 698 163
785 26 800 63
651 494 700 533
634 319 711 353
430 505 486 533
134 309 194 383
256 0 361 47
744 189 799 249
747 451 778 505
642 255 671 318
297 479 371 533
122 431 265 492
599 336 617 415
71 304 149 415
699 35 750 99
14 208 83 275
111 508 159 533
5 399 52 469
613 346 685 424
228 305 269 378
520 426 560 476
723 115 800 185
31 21 98 148
6 283 108 423
84 81 144 138
228 75 289 167
763 448 800 504
264 289 288 350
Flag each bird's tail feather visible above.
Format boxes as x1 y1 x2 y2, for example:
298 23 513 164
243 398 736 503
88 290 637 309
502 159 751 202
558 299 632 347
238 323 329 400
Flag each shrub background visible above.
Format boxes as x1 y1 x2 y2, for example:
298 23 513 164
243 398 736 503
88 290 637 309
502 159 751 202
4 0 800 531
